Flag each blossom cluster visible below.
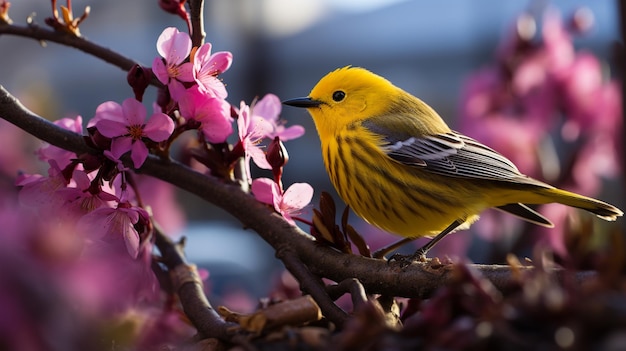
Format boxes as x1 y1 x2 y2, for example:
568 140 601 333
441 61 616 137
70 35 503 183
6 25 313 344
17 26 311 265
458 8 622 255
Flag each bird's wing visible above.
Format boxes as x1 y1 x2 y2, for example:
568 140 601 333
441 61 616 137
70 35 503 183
362 117 539 183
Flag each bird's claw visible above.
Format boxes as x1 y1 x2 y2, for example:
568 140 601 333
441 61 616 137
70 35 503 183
387 250 428 267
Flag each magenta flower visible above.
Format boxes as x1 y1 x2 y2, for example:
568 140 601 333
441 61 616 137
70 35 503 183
251 178 313 225
78 201 149 259
17 160 68 210
192 42 232 98
37 115 83 169
178 86 233 143
56 170 118 220
253 94 305 141
152 27 194 100
95 98 175 168
237 101 273 180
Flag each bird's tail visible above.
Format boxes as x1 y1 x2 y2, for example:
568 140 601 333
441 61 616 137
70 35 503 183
542 188 623 221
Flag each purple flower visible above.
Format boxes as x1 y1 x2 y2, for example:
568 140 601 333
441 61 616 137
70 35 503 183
251 177 313 225
77 201 149 259
56 169 118 220
192 42 232 98
237 101 273 180
152 27 194 100
178 86 233 143
253 94 305 141
37 115 83 168
17 160 68 210
95 98 175 168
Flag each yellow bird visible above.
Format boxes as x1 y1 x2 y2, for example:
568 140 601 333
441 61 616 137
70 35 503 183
283 66 622 260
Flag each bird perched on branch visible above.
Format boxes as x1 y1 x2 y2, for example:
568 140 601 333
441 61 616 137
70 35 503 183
284 66 622 261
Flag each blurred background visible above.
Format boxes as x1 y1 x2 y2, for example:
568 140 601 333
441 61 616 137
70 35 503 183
1 0 623 303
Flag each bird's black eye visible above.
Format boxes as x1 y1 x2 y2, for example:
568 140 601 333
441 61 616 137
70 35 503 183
332 90 346 102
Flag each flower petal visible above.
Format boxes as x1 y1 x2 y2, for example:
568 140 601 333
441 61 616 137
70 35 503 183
130 140 149 168
281 183 313 213
121 98 147 126
176 62 195 82
96 119 128 138
122 221 140 259
92 101 124 127
248 145 272 170
193 42 213 68
110 137 133 159
253 94 281 122
251 178 279 206
143 113 175 142
157 27 191 65
152 57 170 85
277 125 306 141
196 75 227 99
168 79 187 102
208 51 233 74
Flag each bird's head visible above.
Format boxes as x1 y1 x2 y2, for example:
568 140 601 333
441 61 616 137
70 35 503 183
283 66 400 138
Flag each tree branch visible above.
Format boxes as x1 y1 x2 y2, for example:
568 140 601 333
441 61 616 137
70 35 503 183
278 248 349 327
188 0 205 47
0 85 596 303
0 22 161 86
153 227 238 341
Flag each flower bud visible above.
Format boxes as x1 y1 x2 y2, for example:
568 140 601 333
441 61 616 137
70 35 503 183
267 137 288 188
127 64 152 102
159 0 185 14
266 137 289 170
159 0 189 22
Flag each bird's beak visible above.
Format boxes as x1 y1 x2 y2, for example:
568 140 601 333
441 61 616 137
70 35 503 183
282 97 322 108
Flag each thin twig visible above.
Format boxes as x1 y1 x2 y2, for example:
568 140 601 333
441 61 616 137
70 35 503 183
326 278 368 309
278 248 349 327
153 226 238 341
0 22 161 86
188 0 205 47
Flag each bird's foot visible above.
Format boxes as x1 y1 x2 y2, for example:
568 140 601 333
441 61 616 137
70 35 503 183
387 249 428 267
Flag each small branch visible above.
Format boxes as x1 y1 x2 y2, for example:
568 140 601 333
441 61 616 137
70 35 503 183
0 22 161 86
0 85 90 154
326 278 368 309
188 0 205 47
278 249 349 327
153 227 238 341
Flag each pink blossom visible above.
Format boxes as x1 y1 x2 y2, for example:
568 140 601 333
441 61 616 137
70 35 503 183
253 94 305 141
56 170 118 220
62 242 159 314
561 53 622 134
95 98 175 168
542 9 576 75
192 42 232 98
571 135 621 196
17 160 69 209
128 174 186 236
178 86 233 143
77 201 149 259
37 116 83 169
152 27 194 100
0 120 36 176
237 101 273 180
251 178 313 225
458 68 545 177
